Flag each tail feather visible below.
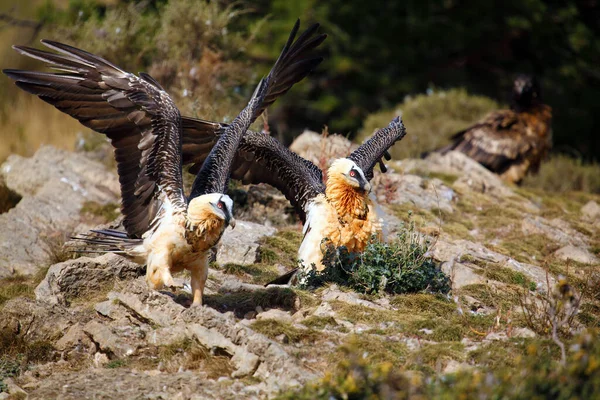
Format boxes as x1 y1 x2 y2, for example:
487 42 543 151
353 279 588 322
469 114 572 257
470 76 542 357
70 229 142 255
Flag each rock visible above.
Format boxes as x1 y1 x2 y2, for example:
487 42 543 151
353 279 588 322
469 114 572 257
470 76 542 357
83 320 136 358
0 146 119 277
400 151 513 197
321 285 385 310
289 130 358 168
0 297 74 343
441 259 485 289
521 216 588 248
512 327 536 338
0 377 27 398
256 308 293 324
35 253 144 306
553 245 599 265
216 220 276 266
374 173 454 213
55 323 94 354
581 200 600 221
433 238 553 290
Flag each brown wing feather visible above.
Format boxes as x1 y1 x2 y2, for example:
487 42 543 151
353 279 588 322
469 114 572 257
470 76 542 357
442 106 552 177
4 40 186 238
182 119 324 222
348 116 406 181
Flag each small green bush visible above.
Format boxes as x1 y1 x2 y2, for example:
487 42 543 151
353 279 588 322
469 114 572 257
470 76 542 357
521 154 600 193
357 88 499 160
300 219 451 295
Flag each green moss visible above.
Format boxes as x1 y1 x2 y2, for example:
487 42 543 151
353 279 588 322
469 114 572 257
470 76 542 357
301 316 338 330
407 342 465 374
498 233 558 264
339 335 408 366
468 338 557 370
459 283 521 309
251 320 318 343
105 359 127 369
0 274 43 307
390 293 457 319
80 201 120 223
258 229 303 267
0 328 54 380
217 263 279 285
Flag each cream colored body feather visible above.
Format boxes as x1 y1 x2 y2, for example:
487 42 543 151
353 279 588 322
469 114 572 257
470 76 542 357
298 159 385 273
127 195 229 305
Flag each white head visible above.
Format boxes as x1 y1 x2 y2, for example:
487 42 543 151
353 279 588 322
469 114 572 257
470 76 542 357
327 158 371 193
187 193 236 230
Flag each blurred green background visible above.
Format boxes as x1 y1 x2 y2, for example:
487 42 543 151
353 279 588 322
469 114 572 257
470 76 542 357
0 0 599 191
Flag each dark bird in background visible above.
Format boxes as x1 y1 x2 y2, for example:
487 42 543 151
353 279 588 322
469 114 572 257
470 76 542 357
430 75 552 184
4 20 325 305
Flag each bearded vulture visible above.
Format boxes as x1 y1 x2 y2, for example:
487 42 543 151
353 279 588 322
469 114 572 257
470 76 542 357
180 114 406 281
4 20 326 304
432 75 552 184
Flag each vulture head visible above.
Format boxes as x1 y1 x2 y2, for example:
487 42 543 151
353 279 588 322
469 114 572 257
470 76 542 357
186 193 236 234
327 158 371 194
511 74 542 111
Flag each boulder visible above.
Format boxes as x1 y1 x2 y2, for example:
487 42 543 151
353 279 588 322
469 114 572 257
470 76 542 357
581 200 600 221
289 129 358 168
553 245 599 265
216 220 276 266
0 146 119 277
35 253 144 306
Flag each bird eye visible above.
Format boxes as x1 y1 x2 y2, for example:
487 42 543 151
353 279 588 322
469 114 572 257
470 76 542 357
217 202 223 209
349 170 356 177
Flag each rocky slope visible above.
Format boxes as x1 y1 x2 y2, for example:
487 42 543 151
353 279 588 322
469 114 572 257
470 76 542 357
0 136 598 399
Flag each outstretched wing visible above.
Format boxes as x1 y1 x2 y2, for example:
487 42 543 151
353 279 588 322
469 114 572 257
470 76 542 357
348 116 407 180
439 109 540 173
4 40 186 238
188 19 326 210
184 120 325 222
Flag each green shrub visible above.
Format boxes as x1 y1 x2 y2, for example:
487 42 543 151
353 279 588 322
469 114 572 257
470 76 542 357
300 219 451 295
278 329 600 399
357 89 499 160
276 351 422 400
521 154 600 193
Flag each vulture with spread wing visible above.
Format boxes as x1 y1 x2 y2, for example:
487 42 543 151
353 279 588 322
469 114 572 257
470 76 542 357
181 114 406 280
4 20 325 304
432 75 552 184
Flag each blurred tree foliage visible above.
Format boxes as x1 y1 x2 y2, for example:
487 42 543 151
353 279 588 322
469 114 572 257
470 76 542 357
24 0 600 160
242 0 600 161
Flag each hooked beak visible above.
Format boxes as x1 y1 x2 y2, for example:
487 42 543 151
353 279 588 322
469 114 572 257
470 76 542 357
228 218 236 229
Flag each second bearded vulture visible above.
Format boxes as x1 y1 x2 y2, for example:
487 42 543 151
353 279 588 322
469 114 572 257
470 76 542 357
431 74 552 184
4 20 326 303
181 114 406 281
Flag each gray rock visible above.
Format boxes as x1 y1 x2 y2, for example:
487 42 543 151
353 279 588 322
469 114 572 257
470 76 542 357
400 151 513 198
216 220 276 266
0 146 119 277
289 130 358 168
553 245 599 265
581 200 600 221
373 173 454 213
35 253 144 306
55 323 94 355
0 297 74 343
256 308 293 323
83 320 136 358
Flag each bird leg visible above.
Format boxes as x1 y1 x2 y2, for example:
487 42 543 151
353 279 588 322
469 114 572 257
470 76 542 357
189 256 208 306
146 251 176 290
